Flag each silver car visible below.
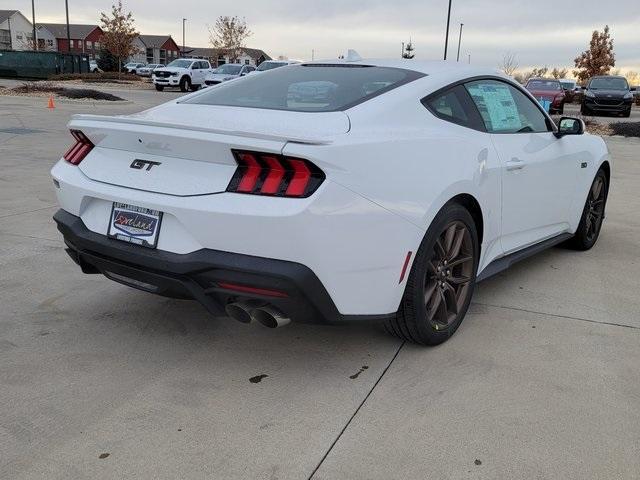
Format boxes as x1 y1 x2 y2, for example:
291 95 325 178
137 64 165 77
204 64 255 86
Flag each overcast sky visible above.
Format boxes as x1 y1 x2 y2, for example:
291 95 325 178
13 0 640 71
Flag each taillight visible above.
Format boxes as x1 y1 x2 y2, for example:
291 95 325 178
63 129 94 165
227 150 325 198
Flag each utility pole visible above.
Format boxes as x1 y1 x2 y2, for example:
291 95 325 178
65 0 71 52
182 18 186 57
444 0 452 60
31 0 37 50
401 42 405 58
468 53 471 64
456 23 464 62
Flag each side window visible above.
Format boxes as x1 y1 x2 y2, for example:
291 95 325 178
465 80 549 134
423 84 483 130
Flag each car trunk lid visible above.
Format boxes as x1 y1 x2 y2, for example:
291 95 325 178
70 105 349 196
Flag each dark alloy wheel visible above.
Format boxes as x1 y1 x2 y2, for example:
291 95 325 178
179 76 191 92
568 169 608 250
385 203 479 345
424 221 474 331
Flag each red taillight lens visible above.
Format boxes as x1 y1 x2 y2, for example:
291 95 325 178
63 129 94 165
227 150 325 198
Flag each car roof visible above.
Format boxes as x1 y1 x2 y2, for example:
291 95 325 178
302 58 504 80
590 75 625 79
527 77 560 82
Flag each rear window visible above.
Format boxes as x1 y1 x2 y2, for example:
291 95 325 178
526 80 561 91
182 65 424 112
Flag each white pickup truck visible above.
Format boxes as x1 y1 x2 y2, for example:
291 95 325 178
152 59 213 92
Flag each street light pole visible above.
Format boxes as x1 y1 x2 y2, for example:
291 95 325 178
444 0 452 60
456 23 464 62
182 18 186 57
31 0 37 50
65 0 71 52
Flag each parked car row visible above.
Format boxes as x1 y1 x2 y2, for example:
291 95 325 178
524 74 635 117
151 58 301 92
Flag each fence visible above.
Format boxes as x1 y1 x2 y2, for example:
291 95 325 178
0 50 90 79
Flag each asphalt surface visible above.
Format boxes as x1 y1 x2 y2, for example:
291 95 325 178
1 89 639 479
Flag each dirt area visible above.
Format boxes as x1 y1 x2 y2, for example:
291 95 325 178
1 82 125 101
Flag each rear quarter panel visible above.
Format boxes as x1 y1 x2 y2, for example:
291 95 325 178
284 82 503 275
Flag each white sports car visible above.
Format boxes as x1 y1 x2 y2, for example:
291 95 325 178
51 59 611 345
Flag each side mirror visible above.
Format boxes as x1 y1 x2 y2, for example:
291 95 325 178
555 117 585 138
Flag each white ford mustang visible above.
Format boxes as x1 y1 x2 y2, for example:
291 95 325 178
51 59 611 345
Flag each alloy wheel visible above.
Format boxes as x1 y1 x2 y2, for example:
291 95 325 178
424 221 474 330
585 175 606 242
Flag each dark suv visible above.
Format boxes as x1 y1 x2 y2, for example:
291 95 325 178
581 75 634 117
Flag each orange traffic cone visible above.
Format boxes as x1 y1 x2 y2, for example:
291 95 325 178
47 95 55 109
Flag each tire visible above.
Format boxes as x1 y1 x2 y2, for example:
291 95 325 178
558 103 564 116
179 76 191 92
580 105 590 116
385 203 479 345
155 84 164 91
190 83 201 92
567 169 608 251
623 108 631 118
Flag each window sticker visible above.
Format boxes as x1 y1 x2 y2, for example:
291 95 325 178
467 83 522 132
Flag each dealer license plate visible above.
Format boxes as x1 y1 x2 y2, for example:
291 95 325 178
108 202 163 249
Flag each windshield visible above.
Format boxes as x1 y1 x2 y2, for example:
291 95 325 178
167 59 193 69
257 62 287 72
216 64 243 75
560 81 575 90
183 65 424 112
526 80 561 91
589 77 629 90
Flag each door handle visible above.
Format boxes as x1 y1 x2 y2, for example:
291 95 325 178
506 158 525 171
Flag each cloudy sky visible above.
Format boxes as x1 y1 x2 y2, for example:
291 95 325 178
14 0 640 71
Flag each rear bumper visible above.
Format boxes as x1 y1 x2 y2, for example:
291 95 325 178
54 209 394 325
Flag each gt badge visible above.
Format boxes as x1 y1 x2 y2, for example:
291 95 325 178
130 159 161 171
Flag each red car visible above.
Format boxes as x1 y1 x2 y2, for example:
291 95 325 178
525 78 566 115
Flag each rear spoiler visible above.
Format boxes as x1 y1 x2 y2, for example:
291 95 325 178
69 114 335 146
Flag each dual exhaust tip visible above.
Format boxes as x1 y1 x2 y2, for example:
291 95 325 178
225 300 291 328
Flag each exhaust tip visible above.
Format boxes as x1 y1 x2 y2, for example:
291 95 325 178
225 302 255 324
251 306 291 328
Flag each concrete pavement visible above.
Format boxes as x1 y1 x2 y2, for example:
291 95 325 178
1 91 639 479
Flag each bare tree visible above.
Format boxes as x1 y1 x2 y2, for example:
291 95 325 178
550 67 569 79
208 16 252 63
500 52 519 76
625 71 639 86
100 1 139 76
574 25 615 83
513 67 549 84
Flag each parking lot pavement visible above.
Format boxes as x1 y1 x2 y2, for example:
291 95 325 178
564 103 640 123
1 93 639 479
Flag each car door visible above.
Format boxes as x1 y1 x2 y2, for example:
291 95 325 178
190 61 202 85
465 79 578 254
